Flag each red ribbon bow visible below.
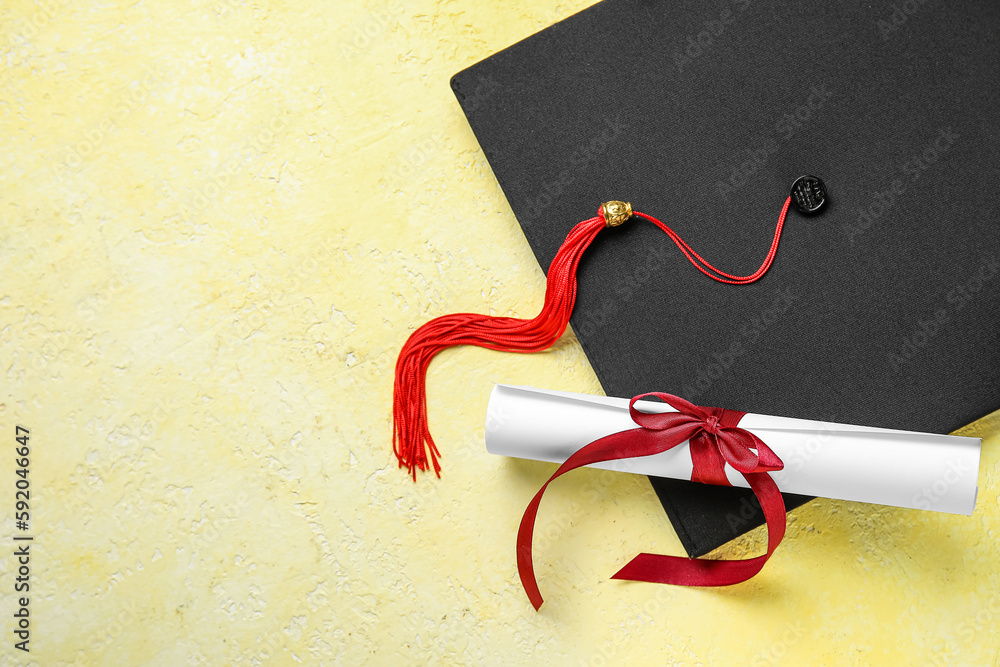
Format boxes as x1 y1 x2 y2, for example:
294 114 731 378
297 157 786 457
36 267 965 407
516 392 787 610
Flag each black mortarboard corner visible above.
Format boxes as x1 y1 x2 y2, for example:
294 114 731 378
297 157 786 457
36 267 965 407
447 0 1000 556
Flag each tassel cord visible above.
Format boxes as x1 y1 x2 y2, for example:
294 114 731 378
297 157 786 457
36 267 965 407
392 199 792 479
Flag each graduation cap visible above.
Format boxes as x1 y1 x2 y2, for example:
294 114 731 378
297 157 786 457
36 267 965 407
393 0 1000 558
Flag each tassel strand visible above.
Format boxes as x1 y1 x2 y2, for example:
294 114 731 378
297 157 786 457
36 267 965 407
392 199 791 479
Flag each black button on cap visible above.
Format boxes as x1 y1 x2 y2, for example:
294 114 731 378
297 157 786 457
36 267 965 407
790 175 827 214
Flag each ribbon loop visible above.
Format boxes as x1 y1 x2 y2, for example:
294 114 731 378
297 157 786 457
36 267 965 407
627 392 782 478
517 392 787 610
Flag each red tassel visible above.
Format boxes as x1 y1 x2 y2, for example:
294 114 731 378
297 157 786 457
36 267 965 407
392 198 791 479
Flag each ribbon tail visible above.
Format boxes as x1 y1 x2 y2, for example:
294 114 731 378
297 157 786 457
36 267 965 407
611 471 786 586
516 427 693 610
689 433 730 486
748 432 784 471
516 485 549 611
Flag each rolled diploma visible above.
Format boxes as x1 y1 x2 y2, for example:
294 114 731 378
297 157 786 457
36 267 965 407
485 385 981 515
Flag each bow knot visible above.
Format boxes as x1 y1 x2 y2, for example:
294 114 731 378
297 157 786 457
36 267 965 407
628 392 783 486
517 391 788 611
703 413 722 435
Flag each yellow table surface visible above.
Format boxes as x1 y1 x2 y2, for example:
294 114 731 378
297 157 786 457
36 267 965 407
2 1 999 664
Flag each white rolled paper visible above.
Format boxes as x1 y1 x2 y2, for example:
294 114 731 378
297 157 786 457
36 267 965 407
485 385 981 515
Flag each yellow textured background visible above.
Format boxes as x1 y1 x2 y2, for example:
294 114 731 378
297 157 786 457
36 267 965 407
2 1 999 664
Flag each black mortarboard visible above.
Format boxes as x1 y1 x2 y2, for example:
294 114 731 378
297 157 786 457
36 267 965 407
449 0 1000 556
